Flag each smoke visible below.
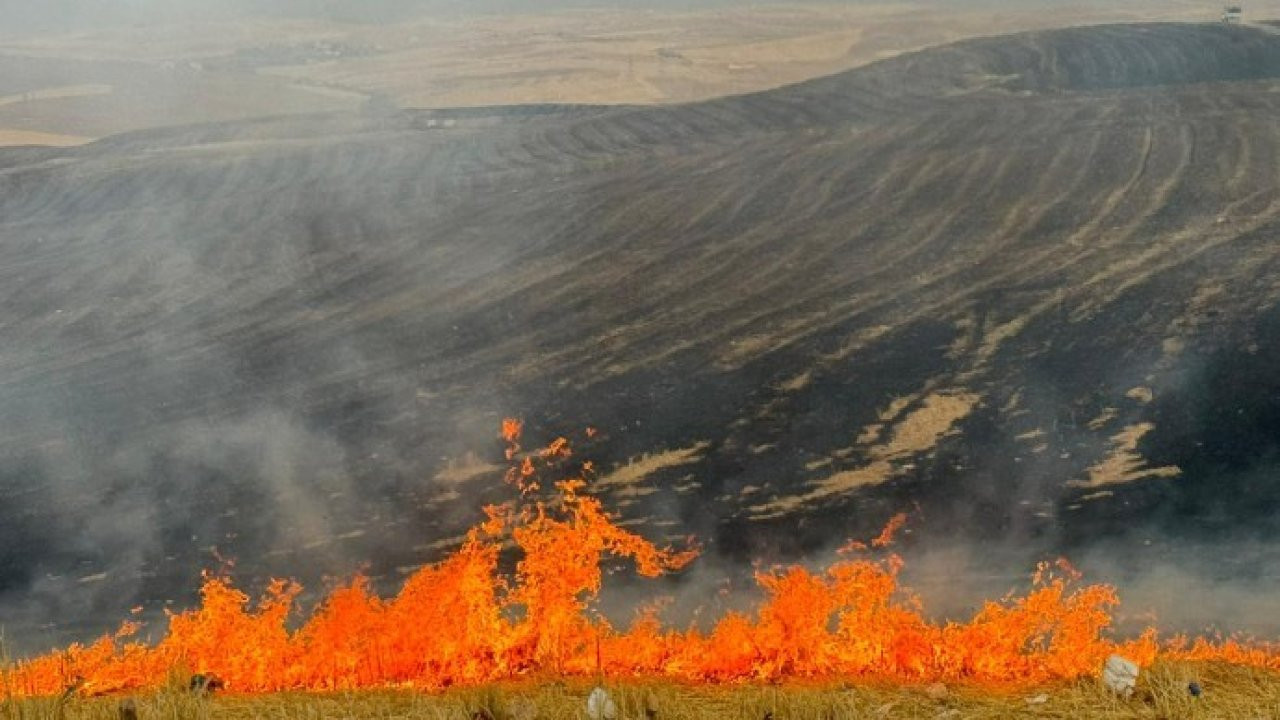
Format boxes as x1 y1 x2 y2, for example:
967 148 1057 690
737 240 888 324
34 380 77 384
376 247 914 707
0 406 378 649
0 0 829 35
0 130 520 651
1074 537 1280 637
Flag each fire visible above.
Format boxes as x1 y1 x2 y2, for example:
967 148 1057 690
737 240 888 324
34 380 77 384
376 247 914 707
2 421 1278 697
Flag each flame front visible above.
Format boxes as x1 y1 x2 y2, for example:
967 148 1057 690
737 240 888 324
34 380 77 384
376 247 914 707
4 422 1277 697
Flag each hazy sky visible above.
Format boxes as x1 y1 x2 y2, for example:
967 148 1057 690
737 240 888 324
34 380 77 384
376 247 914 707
0 0 873 33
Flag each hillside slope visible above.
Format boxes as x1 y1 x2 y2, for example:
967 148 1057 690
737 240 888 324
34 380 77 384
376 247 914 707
3 22 1280 647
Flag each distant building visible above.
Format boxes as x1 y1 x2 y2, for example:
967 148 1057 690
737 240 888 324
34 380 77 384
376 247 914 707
1222 5 1243 22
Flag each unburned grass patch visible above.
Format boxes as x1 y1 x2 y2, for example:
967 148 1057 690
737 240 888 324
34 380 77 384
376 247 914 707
2 661 1279 719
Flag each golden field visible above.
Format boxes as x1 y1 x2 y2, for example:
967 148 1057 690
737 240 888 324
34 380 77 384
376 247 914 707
3 662 1279 719
4 0 1280 143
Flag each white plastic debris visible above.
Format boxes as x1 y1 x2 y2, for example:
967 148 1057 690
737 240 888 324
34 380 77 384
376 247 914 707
586 686 618 720
1102 654 1140 696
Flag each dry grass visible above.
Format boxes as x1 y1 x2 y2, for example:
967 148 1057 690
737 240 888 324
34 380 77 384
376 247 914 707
1073 423 1182 490
0 0 1265 141
0 129 90 147
4 662 1279 719
750 390 979 519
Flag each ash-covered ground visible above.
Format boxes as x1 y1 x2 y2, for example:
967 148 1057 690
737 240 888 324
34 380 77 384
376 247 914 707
3 21 1280 651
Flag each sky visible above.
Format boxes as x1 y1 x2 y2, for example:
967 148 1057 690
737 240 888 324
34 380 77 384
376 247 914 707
1 0 910 34
0 1 726 31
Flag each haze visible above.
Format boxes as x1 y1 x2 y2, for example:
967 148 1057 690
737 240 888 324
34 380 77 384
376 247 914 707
0 0 1240 146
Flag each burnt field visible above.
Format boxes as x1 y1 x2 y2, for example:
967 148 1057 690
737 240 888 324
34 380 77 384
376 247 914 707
3 22 1280 650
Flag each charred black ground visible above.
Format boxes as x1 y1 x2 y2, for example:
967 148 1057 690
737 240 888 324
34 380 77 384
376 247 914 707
3 22 1280 650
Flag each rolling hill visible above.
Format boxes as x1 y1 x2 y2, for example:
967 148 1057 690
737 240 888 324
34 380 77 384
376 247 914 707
3 22 1280 649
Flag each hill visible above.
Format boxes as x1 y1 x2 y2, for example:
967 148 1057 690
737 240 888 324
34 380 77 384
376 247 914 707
3 22 1280 648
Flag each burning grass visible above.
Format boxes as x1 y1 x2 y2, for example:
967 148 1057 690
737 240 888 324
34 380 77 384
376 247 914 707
2 421 1279 702
3 662 1280 719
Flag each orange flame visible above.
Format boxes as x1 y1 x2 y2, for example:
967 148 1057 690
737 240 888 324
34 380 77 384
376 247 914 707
2 420 1277 696
871 512 908 549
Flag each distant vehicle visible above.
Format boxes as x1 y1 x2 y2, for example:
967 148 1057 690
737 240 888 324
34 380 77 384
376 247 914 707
1222 5 1243 22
